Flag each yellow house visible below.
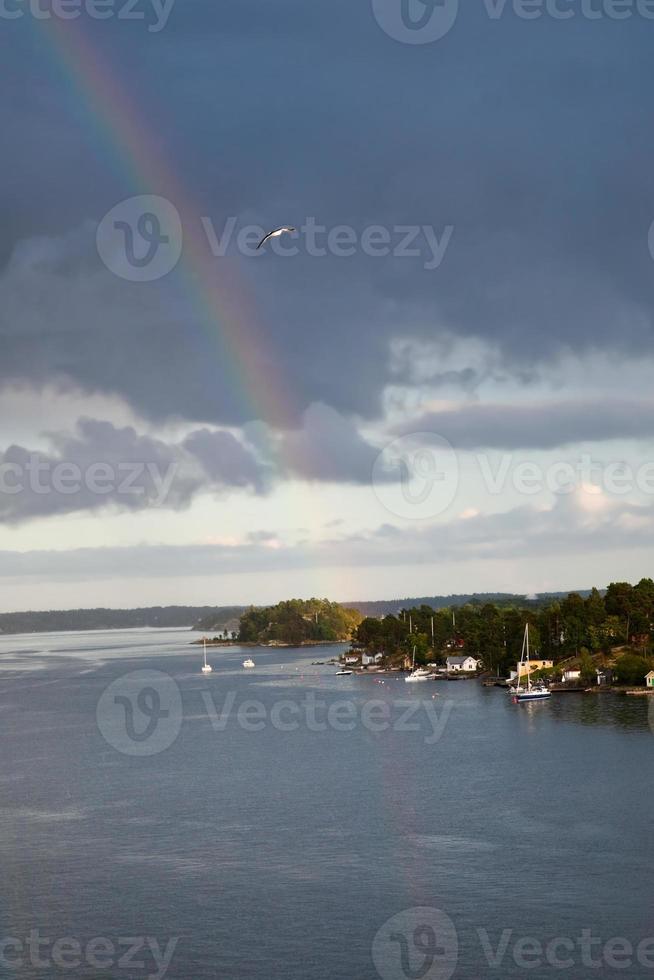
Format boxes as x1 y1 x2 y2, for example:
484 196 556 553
516 658 553 679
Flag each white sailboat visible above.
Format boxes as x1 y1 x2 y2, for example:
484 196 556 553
405 645 433 683
510 624 551 702
201 638 212 674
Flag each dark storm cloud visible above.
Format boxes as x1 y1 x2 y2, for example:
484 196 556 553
1 3 653 426
399 399 654 450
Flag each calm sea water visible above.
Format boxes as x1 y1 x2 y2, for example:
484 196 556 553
1 628 653 980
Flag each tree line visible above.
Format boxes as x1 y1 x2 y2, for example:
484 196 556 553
354 579 654 678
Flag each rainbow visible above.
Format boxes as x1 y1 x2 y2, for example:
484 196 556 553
30 15 366 600
41 16 295 432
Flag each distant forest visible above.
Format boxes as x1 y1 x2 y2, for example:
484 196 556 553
349 591 593 619
0 590 595 635
0 606 245 635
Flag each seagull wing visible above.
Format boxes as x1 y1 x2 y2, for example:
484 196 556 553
257 226 296 249
256 231 274 249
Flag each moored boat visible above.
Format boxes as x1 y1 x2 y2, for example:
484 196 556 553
405 646 434 683
510 624 551 702
201 638 212 674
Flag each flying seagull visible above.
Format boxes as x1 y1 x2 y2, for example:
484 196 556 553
256 226 296 249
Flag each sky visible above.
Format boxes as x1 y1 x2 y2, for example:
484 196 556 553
1 0 654 610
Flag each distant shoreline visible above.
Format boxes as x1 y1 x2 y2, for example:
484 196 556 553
191 638 347 648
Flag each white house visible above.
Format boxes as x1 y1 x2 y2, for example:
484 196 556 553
562 668 581 683
646 671 654 688
446 655 479 673
362 652 383 666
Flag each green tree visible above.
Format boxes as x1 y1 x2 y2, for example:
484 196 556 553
613 654 651 686
579 649 596 685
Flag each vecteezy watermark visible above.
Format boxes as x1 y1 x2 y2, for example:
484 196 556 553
372 907 459 980
474 453 654 498
97 674 455 756
0 931 178 978
0 0 175 31
476 926 654 971
96 196 454 281
482 0 654 23
372 434 460 520
96 670 183 756
0 456 177 506
200 690 453 746
202 216 454 270
372 908 654 978
371 0 460 44
371 0 654 44
96 195 183 282
373 433 654 518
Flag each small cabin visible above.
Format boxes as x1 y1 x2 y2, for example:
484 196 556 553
446 655 479 673
561 668 581 684
646 671 654 689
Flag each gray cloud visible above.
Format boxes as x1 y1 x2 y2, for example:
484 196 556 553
182 427 272 493
0 492 651 581
0 419 200 523
0 409 386 524
248 403 385 484
398 399 654 450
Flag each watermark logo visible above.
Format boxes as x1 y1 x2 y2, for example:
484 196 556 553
371 0 459 43
372 434 459 520
96 195 182 282
0 456 177 507
97 684 454 755
97 204 453 275
96 670 182 756
0 0 175 31
0 931 178 979
372 907 459 980
476 926 654 970
199 690 453 746
483 0 654 24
